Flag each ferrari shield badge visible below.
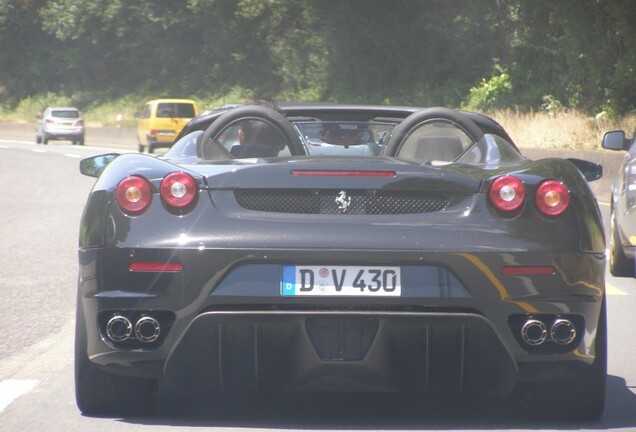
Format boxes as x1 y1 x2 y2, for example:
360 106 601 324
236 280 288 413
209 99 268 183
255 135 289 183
335 191 351 212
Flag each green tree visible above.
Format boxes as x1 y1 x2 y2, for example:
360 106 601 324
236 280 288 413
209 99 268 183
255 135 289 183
0 0 634 114
0 0 66 105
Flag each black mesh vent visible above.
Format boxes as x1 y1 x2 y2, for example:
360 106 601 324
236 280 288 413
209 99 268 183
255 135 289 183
234 189 451 214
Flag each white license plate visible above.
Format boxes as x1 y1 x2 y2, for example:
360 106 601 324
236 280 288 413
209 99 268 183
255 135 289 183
281 265 401 296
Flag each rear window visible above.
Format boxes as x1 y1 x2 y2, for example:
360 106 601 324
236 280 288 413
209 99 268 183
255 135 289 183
51 110 80 119
156 103 196 118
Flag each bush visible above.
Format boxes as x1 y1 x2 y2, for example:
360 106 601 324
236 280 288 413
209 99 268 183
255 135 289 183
14 93 72 119
462 66 513 112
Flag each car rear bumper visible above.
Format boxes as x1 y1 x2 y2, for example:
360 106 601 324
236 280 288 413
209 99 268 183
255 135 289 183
163 310 518 396
147 132 176 146
78 246 605 396
43 127 84 139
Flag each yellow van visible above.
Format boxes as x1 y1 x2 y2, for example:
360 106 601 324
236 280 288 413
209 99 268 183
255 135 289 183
137 99 199 153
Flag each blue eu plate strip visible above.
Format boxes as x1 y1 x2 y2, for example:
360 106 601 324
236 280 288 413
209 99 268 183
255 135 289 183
281 266 296 296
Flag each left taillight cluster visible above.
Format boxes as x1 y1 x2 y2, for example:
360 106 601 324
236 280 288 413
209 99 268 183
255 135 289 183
116 172 198 215
488 175 570 217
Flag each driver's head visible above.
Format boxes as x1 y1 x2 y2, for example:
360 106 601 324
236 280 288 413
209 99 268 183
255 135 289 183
319 123 366 145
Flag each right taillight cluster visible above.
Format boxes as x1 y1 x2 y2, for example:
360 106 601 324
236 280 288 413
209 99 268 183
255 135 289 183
115 172 198 215
488 175 570 217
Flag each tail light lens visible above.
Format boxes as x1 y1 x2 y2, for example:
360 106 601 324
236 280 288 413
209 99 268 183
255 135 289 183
116 176 152 214
535 180 569 216
489 175 525 212
74 119 84 127
160 172 198 209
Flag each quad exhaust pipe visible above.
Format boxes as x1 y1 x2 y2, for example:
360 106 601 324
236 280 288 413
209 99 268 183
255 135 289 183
106 315 133 342
550 318 577 345
520 317 576 347
105 314 161 344
521 319 547 346
134 316 161 343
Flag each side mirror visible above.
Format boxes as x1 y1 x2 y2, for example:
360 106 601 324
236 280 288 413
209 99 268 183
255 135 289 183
79 153 119 178
602 130 627 151
566 158 603 182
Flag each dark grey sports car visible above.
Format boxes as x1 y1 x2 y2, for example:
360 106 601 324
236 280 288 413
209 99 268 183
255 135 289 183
76 104 607 420
602 129 636 276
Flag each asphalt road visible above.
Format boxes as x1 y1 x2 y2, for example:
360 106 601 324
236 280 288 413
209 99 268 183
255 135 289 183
1 138 635 431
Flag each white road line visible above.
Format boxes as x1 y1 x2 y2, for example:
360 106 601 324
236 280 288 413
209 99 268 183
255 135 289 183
64 153 82 158
32 149 46 153
0 139 33 144
0 379 38 414
607 284 628 296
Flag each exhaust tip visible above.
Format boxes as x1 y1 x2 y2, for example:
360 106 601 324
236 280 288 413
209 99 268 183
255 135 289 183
135 316 161 343
521 319 548 346
106 315 133 342
550 318 577 345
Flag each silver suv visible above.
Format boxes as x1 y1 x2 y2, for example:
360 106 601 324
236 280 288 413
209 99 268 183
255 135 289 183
35 107 85 145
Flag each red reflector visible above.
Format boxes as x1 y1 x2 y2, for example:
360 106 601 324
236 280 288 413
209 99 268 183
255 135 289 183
501 266 555 276
129 262 183 272
291 170 396 177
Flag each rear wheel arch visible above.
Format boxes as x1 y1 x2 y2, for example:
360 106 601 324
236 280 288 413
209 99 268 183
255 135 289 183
74 292 157 416
521 296 607 420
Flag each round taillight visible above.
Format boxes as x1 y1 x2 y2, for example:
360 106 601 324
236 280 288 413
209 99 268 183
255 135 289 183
535 180 569 216
116 176 152 214
489 175 525 212
160 172 198 209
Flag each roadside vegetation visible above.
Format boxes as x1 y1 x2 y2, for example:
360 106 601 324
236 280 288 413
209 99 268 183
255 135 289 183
1 91 633 150
491 110 635 150
0 1 634 149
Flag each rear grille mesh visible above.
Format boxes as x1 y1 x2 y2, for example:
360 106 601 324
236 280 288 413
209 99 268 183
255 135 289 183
234 189 451 215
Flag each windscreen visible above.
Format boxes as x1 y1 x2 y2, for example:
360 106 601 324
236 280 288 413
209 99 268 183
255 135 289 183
294 121 396 156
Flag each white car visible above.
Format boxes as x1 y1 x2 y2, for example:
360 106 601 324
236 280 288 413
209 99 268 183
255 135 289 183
36 107 85 145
